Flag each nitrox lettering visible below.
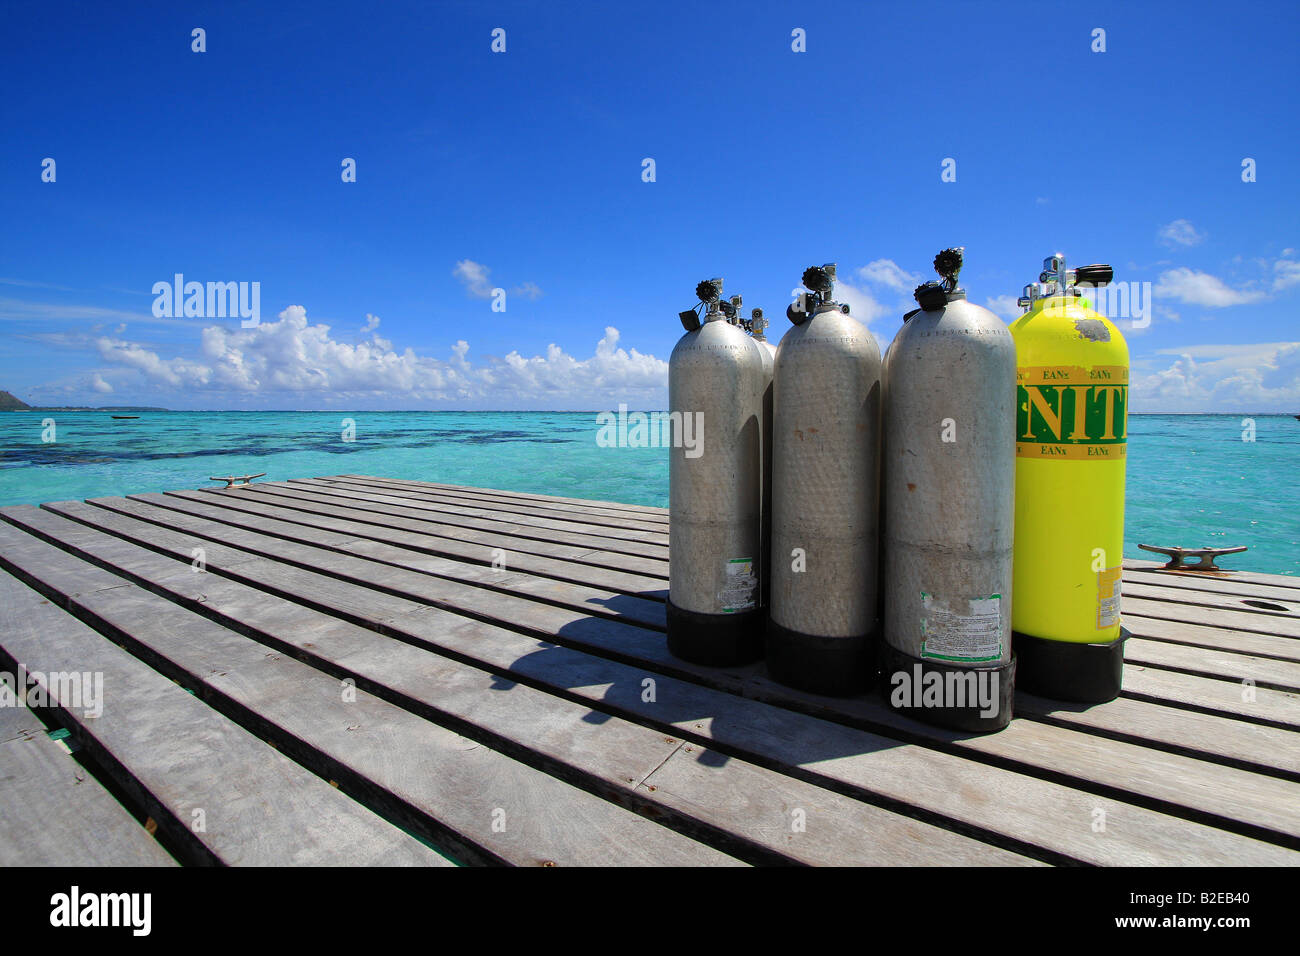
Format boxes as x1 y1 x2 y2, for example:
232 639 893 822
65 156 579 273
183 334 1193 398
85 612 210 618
1016 365 1128 460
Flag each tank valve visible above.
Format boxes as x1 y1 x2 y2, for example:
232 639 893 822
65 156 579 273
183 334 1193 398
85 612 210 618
802 265 832 295
681 277 725 331
913 280 947 312
696 278 723 307
933 247 964 292
909 247 967 314
722 294 743 324
1019 254 1114 311
789 263 847 324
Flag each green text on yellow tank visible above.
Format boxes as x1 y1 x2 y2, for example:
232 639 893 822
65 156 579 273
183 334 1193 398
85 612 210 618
1010 285 1129 644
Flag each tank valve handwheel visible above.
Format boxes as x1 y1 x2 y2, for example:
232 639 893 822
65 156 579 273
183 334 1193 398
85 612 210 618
802 266 832 295
933 247 964 292
696 279 723 305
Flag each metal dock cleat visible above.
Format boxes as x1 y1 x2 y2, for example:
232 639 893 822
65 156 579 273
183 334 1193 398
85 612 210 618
208 473 267 489
1138 543 1248 571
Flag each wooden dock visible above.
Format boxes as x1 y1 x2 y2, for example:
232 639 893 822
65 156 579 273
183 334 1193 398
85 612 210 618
1 474 1297 866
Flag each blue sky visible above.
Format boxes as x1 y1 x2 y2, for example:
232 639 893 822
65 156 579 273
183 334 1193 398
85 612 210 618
2 0 1297 411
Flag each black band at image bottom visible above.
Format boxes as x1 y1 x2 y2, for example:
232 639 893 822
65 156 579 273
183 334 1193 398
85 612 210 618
764 618 875 697
878 642 1015 733
666 601 764 666
1012 627 1129 703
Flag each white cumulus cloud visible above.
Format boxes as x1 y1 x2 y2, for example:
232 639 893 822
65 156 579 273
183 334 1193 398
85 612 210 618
1133 342 1300 412
90 306 665 408
1157 219 1206 247
1273 257 1300 292
857 259 921 291
1154 268 1266 308
453 259 543 302
831 276 895 327
984 294 1022 320
513 281 544 301
453 259 494 299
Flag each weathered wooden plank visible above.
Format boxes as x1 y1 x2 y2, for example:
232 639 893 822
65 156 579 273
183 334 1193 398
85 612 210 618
0 559 448 867
1014 691 1300 779
1122 613 1300 664
1122 664 1300 729
0 515 739 867
1125 559 1300 589
19 504 1297 864
289 478 671 546
167 488 667 596
292 476 672 546
320 476 671 532
339 475 671 519
1124 582 1300 635
740 671 1300 847
1121 594 1300 638
629 741 1032 865
126 492 668 629
0 699 178 866
74 495 660 642
1124 567 1300 604
208 482 669 578
1125 636 1300 692
255 481 670 561
38 496 1300 847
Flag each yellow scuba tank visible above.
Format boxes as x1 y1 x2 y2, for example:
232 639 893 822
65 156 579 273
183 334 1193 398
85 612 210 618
1008 254 1129 702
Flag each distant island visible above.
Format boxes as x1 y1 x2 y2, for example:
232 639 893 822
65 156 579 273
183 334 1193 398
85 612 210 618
0 390 168 413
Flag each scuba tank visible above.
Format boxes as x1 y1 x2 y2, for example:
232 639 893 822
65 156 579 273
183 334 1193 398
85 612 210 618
767 264 882 695
1009 254 1129 702
880 248 1017 732
668 278 765 665
745 308 777 611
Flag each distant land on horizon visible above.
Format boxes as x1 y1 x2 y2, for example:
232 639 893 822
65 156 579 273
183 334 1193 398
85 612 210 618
0 390 169 413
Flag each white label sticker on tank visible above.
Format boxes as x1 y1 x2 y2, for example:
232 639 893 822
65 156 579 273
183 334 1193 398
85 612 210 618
919 592 1002 663
1097 567 1122 629
719 558 757 613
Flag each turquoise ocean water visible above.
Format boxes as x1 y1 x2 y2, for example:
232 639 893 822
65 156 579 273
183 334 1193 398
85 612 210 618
0 411 1295 575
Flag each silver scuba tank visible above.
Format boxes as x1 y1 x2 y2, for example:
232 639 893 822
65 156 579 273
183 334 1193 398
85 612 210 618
668 278 766 665
767 264 882 695
880 248 1017 732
